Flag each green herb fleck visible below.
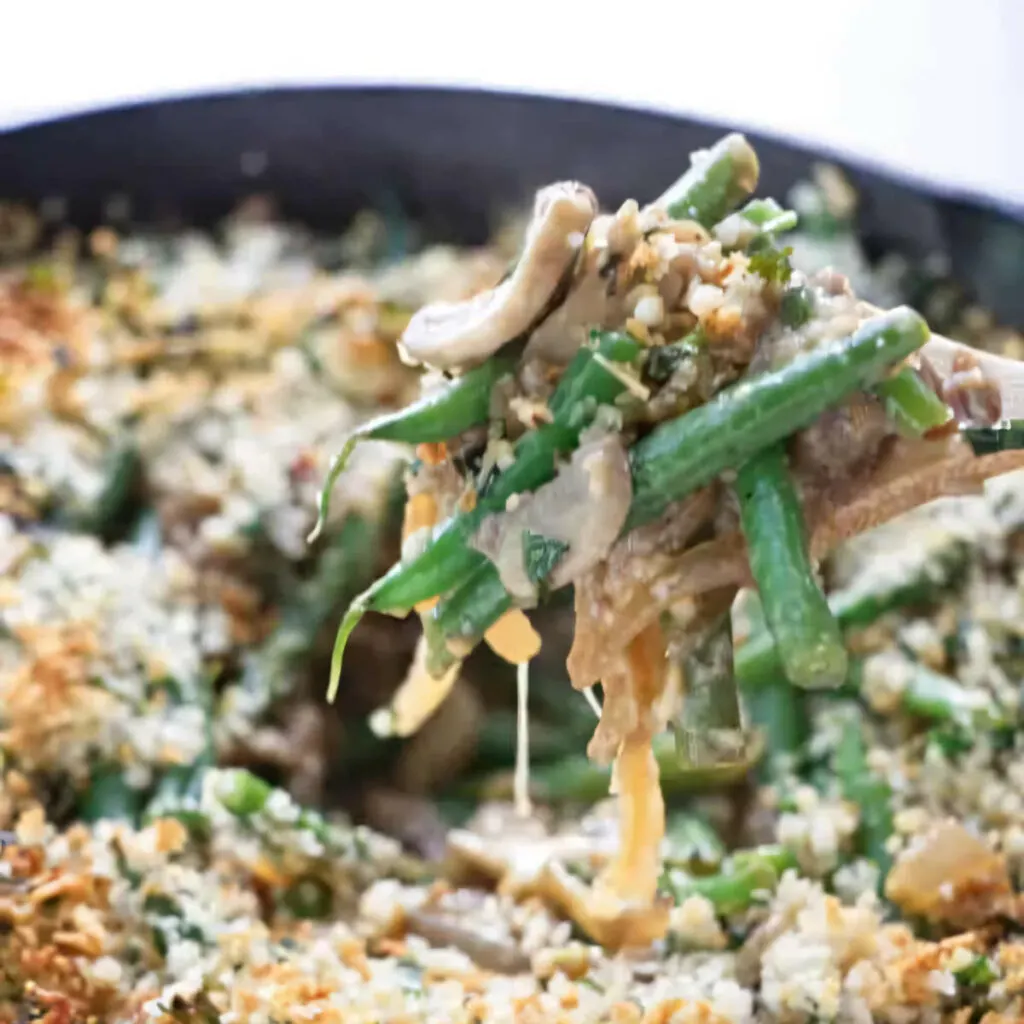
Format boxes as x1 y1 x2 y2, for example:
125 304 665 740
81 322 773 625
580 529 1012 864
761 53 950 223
522 531 569 585
748 244 794 286
955 955 998 988
928 723 975 760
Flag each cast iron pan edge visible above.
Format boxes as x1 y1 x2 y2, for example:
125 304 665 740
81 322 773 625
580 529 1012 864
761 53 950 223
0 85 1020 325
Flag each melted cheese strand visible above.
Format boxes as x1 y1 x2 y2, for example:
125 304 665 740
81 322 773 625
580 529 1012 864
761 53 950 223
514 660 533 818
599 734 665 905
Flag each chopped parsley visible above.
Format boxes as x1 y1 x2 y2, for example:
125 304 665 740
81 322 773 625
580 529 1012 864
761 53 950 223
954 954 998 988
522 530 569 585
644 330 706 385
748 242 794 285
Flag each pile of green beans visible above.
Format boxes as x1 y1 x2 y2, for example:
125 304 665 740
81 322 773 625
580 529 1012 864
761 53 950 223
318 130 942 711
421 308 930 680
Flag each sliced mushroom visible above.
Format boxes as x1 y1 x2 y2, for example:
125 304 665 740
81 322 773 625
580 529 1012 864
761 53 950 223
524 251 627 365
398 182 598 370
470 433 632 604
404 907 531 974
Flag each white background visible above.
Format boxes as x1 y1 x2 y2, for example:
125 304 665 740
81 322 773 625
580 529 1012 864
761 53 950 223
1 0 1021 210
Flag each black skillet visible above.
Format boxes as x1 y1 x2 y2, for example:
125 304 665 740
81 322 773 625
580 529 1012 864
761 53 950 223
0 86 1021 326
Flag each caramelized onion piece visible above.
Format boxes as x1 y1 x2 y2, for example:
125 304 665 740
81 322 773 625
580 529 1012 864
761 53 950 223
568 488 722 689
886 819 1013 927
534 733 671 951
369 635 461 738
539 861 671 952
809 435 1024 558
405 908 531 974
570 533 750 690
588 621 669 766
570 436 1024 685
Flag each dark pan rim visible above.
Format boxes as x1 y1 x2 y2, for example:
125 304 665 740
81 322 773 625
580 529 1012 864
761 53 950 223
2 83 1021 223
0 84 1021 327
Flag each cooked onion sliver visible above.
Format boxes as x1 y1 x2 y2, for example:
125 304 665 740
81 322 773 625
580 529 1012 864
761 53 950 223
368 635 461 738
569 535 750 691
809 438 1024 558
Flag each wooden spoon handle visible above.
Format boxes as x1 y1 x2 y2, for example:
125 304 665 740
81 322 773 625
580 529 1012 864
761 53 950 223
865 304 1024 419
920 334 1024 420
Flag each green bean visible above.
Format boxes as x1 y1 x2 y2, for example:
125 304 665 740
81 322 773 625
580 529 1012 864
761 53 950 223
425 559 512 675
80 763 142 824
327 330 645 700
310 354 517 542
832 543 968 631
625 307 930 531
667 844 796 913
962 421 1024 455
736 536 967 690
732 843 798 878
77 441 142 540
742 677 809 775
736 198 799 237
657 134 760 227
848 656 1007 729
282 876 334 919
250 512 380 712
737 444 847 690
217 768 273 816
876 366 952 436
673 614 752 767
547 330 644 420
833 709 892 882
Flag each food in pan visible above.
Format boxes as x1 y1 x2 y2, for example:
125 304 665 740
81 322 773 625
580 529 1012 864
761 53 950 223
321 133 1024 946
3 126 1024 1023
